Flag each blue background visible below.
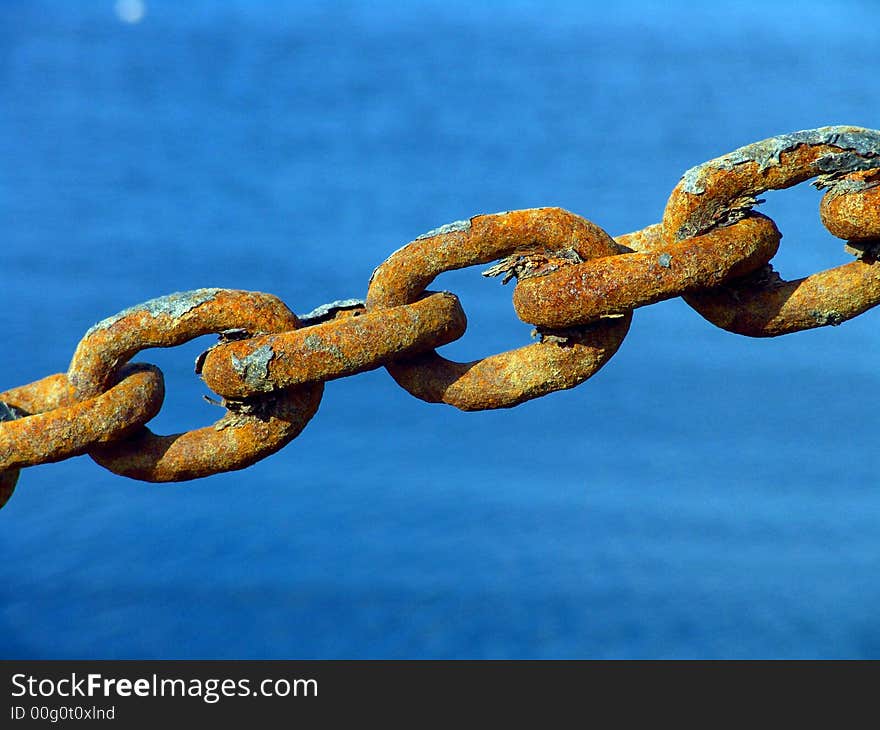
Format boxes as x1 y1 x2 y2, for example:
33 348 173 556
1 0 878 658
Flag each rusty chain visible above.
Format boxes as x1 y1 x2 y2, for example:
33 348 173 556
2 125 878 508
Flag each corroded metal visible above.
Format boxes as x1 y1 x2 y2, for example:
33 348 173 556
89 384 322 482
68 289 305 399
67 289 323 482
667 126 880 240
683 261 880 337
2 126 879 494
819 169 880 241
615 222 664 253
386 314 631 410
511 215 780 328
0 403 24 509
366 207 629 410
663 126 880 336
200 292 467 398
0 373 71 414
0 364 164 470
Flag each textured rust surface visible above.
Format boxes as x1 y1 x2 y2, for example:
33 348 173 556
66 288 322 482
664 126 880 336
386 314 631 411
0 373 72 414
367 207 621 308
201 292 466 398
89 383 322 482
820 169 880 241
5 126 880 492
0 403 22 510
615 223 665 253
0 364 164 471
513 215 780 328
684 262 880 337
665 128 879 240
366 207 628 410
68 289 301 399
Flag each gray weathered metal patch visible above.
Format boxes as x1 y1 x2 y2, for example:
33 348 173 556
85 288 223 338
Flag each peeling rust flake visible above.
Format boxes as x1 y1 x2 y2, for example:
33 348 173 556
298 298 364 325
230 343 276 390
201 291 467 398
681 126 880 195
366 208 630 409
85 288 223 337
415 218 472 240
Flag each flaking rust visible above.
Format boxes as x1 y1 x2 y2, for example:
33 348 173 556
69 289 300 399
366 208 630 410
83 288 224 338
680 126 880 195
298 298 364 325
68 288 323 482
512 215 780 328
230 343 276 390
201 291 467 398
669 125 880 241
663 126 880 336
5 125 880 493
820 169 880 241
415 219 472 240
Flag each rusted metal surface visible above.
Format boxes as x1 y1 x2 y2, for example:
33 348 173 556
89 384 322 482
0 364 164 471
3 126 880 494
0 403 23 509
67 288 323 482
200 292 466 398
615 223 665 253
683 261 880 337
0 373 72 414
385 314 631 411
663 126 880 336
68 289 302 399
819 169 880 241
367 208 622 306
366 207 628 410
512 215 780 328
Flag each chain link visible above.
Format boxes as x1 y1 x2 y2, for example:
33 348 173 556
2 125 878 507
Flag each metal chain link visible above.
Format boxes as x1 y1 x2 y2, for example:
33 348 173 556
2 125 878 508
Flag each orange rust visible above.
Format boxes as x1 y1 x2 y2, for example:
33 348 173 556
68 289 301 400
367 207 621 307
663 129 880 337
512 215 780 328
90 384 322 481
0 373 72 413
0 401 23 509
684 261 880 337
664 138 878 241
386 314 631 411
200 291 466 399
0 364 165 471
615 223 665 253
65 288 322 482
820 169 880 241
366 208 629 410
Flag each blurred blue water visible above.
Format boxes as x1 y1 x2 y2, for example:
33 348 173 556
1 0 879 658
